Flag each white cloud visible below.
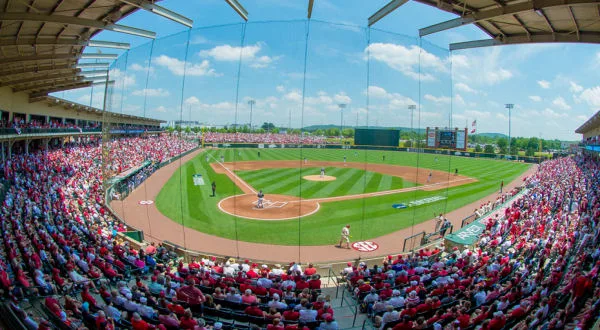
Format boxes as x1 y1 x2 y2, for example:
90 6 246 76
455 82 476 93
129 63 146 71
454 94 466 106
452 49 513 86
333 92 352 104
569 81 583 93
199 43 278 69
537 80 551 89
132 88 170 97
579 86 600 108
154 55 219 77
109 68 135 88
529 95 542 102
424 94 451 104
365 43 446 81
543 108 567 118
366 86 389 99
284 90 302 103
155 106 168 113
552 96 571 110
184 96 201 105
276 85 285 93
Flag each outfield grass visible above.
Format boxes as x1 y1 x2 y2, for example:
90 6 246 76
236 167 416 199
155 148 530 245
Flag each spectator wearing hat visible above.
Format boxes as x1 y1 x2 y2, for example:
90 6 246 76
318 315 338 330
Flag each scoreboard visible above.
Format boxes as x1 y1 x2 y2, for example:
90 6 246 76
354 128 400 147
426 127 467 150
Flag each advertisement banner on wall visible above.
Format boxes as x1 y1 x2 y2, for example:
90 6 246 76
456 130 466 149
427 130 436 147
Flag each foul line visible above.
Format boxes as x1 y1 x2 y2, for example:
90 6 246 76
292 177 475 204
209 154 257 194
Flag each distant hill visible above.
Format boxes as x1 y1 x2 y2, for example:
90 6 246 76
474 133 509 139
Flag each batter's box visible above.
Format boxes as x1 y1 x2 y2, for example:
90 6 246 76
252 199 288 209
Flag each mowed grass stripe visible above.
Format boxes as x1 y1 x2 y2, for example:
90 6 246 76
265 168 304 196
237 168 289 181
377 173 394 191
291 167 348 198
365 172 383 192
345 170 374 195
244 168 300 191
332 168 368 197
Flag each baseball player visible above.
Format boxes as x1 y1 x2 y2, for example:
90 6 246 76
427 171 432 183
338 224 351 249
320 167 325 178
257 190 264 209
343 155 347 166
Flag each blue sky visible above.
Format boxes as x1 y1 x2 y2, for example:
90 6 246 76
57 0 600 140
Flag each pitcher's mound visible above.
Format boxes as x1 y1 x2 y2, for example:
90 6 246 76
303 175 336 182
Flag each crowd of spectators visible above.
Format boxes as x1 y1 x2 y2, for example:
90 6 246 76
583 136 599 146
203 133 327 145
106 135 197 176
0 129 598 330
345 155 600 330
0 118 100 131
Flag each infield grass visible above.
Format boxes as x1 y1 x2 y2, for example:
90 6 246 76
155 148 531 245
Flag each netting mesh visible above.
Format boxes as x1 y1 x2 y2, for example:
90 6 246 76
104 20 460 261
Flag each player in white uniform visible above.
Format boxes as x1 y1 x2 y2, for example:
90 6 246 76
320 167 325 178
338 225 351 249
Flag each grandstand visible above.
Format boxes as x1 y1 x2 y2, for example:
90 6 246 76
0 0 599 330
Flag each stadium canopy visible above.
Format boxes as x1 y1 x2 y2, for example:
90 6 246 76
575 110 600 135
370 0 600 50
0 0 192 103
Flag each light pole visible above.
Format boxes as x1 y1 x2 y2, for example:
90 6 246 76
505 103 514 156
248 99 255 131
338 103 346 140
408 105 416 147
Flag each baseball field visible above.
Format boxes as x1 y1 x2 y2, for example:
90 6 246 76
154 148 530 245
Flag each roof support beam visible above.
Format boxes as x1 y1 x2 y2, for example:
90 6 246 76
0 69 81 87
12 76 85 93
0 38 129 49
0 64 75 77
512 14 531 36
307 0 314 19
118 1 193 27
0 53 78 65
224 0 248 21
419 0 596 36
568 6 580 40
29 81 93 100
368 0 409 26
0 12 156 38
450 32 600 50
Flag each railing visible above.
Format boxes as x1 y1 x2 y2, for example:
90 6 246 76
0 127 103 135
460 213 478 228
402 231 425 252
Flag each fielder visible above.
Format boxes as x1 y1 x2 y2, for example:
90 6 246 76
257 190 264 209
320 167 325 178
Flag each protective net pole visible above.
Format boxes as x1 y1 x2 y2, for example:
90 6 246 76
297 19 311 262
231 22 248 258
177 28 193 250
141 39 156 239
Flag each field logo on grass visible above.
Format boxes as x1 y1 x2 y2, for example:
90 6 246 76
192 174 205 186
408 195 446 207
352 241 379 252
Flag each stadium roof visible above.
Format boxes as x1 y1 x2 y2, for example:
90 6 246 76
575 110 600 134
0 0 192 103
370 0 600 50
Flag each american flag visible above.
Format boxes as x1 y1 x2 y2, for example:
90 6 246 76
470 120 477 134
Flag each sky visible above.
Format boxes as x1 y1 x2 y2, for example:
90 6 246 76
56 0 600 140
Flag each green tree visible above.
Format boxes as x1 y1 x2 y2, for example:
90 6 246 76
497 138 508 155
184 126 192 134
484 144 495 154
342 128 354 138
261 122 275 132
474 144 483 153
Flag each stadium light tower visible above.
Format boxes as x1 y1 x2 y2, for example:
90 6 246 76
248 99 256 131
338 103 347 140
505 103 514 156
408 105 416 147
